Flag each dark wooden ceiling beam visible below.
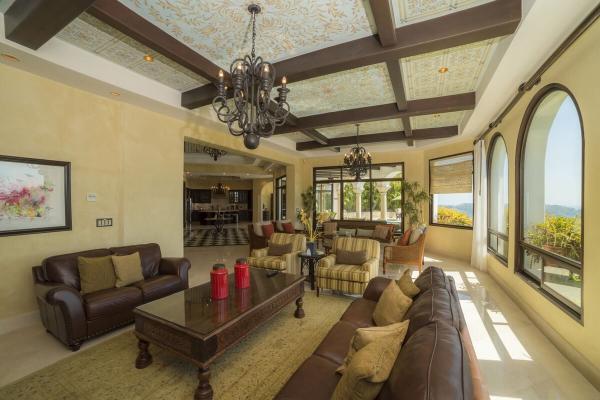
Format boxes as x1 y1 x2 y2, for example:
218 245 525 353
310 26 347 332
300 129 329 145
181 0 520 109
296 126 458 151
369 0 396 47
3 0 95 49
275 92 474 134
88 0 221 83
385 60 415 146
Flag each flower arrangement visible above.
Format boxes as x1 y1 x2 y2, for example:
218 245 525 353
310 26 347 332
299 209 330 243
0 183 54 220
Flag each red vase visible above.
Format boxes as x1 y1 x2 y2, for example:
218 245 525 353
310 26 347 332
234 258 250 289
211 264 229 300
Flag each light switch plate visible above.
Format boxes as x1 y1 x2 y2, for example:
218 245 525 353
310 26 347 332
87 193 97 202
96 218 113 227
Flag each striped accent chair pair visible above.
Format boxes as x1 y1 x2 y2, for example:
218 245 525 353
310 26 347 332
248 233 306 275
316 236 380 296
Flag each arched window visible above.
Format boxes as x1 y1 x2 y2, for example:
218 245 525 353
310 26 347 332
487 134 509 263
517 85 583 317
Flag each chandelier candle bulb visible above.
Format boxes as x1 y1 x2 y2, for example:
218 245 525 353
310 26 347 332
218 69 224 82
282 76 287 88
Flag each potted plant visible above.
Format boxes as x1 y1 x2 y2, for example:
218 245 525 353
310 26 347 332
299 209 330 255
395 181 430 230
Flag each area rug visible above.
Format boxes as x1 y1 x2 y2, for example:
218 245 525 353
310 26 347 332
0 292 352 400
184 227 249 247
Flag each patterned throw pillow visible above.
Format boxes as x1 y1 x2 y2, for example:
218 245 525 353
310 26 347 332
335 249 368 265
373 225 390 240
267 242 293 256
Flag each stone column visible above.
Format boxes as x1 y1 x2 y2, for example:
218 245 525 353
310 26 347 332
352 182 365 219
376 182 391 220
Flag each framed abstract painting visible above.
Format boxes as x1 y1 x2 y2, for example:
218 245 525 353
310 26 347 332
0 155 71 236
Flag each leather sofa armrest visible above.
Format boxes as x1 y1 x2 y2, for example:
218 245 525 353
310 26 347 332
363 276 393 302
159 257 191 288
35 282 87 347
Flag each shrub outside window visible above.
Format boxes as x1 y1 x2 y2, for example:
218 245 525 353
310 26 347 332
488 134 509 263
429 152 474 228
517 85 583 318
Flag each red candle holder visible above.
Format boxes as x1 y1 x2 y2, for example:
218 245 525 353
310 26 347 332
234 258 250 289
210 264 229 300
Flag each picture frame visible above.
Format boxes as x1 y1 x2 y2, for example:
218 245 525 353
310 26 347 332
0 155 71 236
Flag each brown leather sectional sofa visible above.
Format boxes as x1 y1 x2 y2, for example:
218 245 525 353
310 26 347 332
32 243 190 351
275 266 487 400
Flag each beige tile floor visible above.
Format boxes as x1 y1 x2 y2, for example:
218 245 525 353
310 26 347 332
1 244 599 399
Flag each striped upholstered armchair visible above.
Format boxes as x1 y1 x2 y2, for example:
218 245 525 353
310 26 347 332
248 233 306 275
316 236 380 296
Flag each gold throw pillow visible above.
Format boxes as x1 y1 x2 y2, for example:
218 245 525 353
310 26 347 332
77 256 116 294
337 320 409 374
373 281 412 326
112 252 144 287
396 268 420 298
331 335 403 400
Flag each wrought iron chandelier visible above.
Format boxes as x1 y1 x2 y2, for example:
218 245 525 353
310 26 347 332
211 182 230 195
212 4 290 150
202 146 227 161
343 124 372 180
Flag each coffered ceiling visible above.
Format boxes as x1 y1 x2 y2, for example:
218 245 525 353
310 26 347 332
1 0 524 155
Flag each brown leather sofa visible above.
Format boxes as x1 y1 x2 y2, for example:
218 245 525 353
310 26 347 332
275 266 488 400
32 243 190 351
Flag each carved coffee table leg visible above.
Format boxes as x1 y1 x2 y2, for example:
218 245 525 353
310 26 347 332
294 297 305 319
195 366 213 400
135 339 153 369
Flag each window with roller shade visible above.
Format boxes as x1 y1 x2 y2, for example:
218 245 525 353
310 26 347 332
429 152 474 228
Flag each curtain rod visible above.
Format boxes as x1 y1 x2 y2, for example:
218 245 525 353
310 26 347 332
473 4 600 145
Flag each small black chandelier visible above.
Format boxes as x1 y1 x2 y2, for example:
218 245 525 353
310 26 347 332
202 146 227 161
212 4 290 150
211 182 230 195
343 124 372 180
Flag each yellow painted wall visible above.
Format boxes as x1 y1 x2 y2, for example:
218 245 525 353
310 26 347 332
483 19 600 387
0 63 302 320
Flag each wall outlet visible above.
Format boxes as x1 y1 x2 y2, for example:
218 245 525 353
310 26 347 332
96 218 113 227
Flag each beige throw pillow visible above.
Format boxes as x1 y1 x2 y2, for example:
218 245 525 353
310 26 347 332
373 225 390 240
112 252 144 287
77 256 116 294
337 320 409 374
373 281 413 326
396 268 420 298
331 335 403 400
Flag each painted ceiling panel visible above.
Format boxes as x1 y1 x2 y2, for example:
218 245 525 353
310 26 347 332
401 39 497 100
118 0 376 69
318 118 404 139
287 63 396 117
410 110 466 129
57 13 209 91
285 132 313 143
393 0 493 26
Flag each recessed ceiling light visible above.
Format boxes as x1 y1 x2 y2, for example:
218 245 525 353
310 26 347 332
110 91 121 97
1 53 20 62
438 66 449 74
143 54 154 62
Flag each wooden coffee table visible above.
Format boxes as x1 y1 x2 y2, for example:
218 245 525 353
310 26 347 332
133 268 305 399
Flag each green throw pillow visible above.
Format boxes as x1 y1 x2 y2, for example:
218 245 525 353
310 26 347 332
77 256 116 294
112 252 144 287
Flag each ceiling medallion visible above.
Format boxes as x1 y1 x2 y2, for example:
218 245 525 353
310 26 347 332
202 146 227 161
343 124 372 180
211 182 230 195
212 4 290 150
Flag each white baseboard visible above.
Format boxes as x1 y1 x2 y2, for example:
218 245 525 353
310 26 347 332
488 269 600 391
0 310 40 336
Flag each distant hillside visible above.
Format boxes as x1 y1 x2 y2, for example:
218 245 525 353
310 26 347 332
546 205 581 218
439 203 473 218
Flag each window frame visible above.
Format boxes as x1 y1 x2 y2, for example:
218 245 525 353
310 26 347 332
515 83 585 321
487 133 510 265
312 162 405 229
428 151 475 230
275 175 287 220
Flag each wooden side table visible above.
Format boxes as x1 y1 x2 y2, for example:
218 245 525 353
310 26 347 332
298 251 325 290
